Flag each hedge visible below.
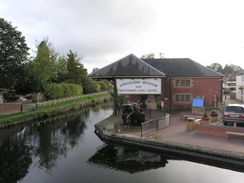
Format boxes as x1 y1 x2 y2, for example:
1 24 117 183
44 83 83 100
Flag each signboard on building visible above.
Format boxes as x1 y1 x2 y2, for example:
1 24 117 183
192 98 204 107
116 78 161 94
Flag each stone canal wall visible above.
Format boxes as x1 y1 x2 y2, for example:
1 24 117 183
95 121 244 168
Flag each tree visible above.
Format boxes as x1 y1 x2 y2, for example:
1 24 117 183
91 68 99 73
56 55 68 83
140 52 164 59
223 64 242 74
0 18 29 89
66 50 87 85
207 63 223 73
83 81 101 93
140 53 155 59
27 38 59 92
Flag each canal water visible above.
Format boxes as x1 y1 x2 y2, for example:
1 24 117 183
0 104 244 183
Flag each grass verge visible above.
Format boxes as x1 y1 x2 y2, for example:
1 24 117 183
0 93 111 126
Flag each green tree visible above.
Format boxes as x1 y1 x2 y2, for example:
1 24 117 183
207 63 223 73
91 68 99 73
99 80 112 91
0 18 29 89
140 53 155 59
27 38 59 92
140 52 164 59
66 50 87 85
56 55 68 83
223 64 242 74
84 80 101 93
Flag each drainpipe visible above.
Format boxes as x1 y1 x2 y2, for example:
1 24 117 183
169 78 172 110
220 78 224 102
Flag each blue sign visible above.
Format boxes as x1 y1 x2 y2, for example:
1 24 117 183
192 98 204 107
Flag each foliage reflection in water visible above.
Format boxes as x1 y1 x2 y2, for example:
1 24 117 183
0 103 243 183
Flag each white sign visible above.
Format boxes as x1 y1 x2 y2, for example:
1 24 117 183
116 78 161 94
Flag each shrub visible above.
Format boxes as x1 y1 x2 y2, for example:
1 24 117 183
43 83 83 99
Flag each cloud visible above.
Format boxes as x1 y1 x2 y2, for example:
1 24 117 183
2 0 244 73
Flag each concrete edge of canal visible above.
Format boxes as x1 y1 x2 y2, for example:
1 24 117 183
94 116 244 168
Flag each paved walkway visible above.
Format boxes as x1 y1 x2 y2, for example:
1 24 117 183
146 96 244 153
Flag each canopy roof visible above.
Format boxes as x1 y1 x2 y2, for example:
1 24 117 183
86 54 166 79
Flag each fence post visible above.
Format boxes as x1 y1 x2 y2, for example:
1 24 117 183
141 125 142 140
157 119 159 133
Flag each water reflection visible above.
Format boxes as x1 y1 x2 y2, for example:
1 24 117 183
0 132 32 182
89 144 168 174
0 103 243 183
89 143 244 174
0 108 90 182
33 111 87 171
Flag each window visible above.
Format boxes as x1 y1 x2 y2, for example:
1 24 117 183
174 94 191 103
175 79 191 87
226 106 244 113
185 95 190 102
186 80 190 86
176 80 180 86
175 95 179 102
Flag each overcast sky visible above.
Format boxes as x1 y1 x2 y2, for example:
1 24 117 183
2 0 244 73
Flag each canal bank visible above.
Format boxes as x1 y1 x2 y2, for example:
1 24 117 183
95 97 244 169
0 94 111 128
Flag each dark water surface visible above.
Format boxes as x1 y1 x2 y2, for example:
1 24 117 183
0 104 244 183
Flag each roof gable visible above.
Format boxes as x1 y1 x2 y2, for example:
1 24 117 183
87 54 166 78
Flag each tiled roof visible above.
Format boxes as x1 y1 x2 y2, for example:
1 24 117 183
87 54 224 78
143 58 224 77
237 70 244 75
86 54 166 79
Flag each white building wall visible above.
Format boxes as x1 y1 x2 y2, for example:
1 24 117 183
236 74 244 101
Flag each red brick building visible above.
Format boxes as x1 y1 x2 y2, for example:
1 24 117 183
87 54 224 110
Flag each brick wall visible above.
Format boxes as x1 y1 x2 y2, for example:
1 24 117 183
195 123 244 137
119 77 222 111
170 78 222 110
125 94 139 103
0 103 22 114
230 93 236 99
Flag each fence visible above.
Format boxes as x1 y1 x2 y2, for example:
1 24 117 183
118 106 170 138
141 113 170 138
22 92 109 112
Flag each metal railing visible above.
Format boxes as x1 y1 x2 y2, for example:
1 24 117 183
141 113 170 138
117 107 170 138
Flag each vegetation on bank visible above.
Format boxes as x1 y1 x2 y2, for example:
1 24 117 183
1 18 112 98
0 93 111 126
43 83 83 100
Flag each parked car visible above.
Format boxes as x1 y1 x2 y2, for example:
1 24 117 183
23 94 32 99
223 104 244 125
